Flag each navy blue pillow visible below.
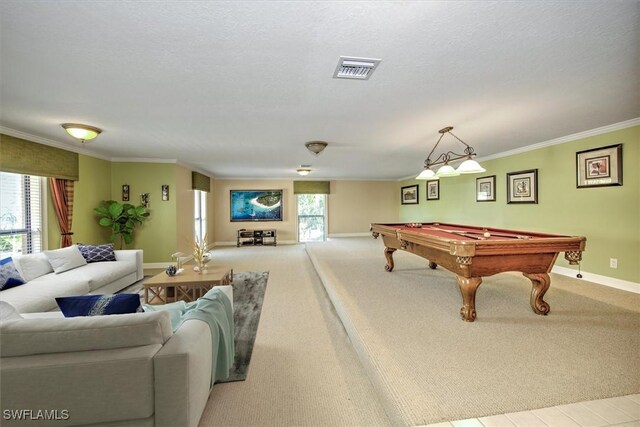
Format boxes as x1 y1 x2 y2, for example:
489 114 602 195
0 257 26 291
77 244 117 263
56 294 141 317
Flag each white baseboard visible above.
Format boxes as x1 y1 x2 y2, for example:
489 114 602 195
552 266 640 294
328 233 371 238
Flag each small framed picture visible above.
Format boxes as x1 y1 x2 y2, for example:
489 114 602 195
576 144 622 188
507 169 538 204
122 184 130 201
401 184 419 205
426 180 439 200
161 185 169 201
476 175 496 202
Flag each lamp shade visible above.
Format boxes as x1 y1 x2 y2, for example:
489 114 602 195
416 168 438 180
436 164 460 177
456 159 486 174
62 123 102 141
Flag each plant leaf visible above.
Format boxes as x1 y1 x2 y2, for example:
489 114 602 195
94 207 109 216
108 202 123 218
98 218 113 227
123 233 133 244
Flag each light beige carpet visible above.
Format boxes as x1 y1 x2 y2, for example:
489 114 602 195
198 245 391 426
306 238 640 426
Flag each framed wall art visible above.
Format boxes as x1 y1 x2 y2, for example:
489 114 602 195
401 185 419 205
230 189 283 221
122 184 130 201
426 180 439 201
507 169 538 204
576 144 622 188
476 175 496 202
161 185 169 201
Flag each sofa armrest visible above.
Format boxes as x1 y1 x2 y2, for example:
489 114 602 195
115 249 144 281
154 319 213 427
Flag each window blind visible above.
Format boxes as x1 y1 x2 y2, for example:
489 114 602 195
0 172 43 256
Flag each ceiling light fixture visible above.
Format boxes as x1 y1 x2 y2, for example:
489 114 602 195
416 126 485 180
296 167 312 176
61 123 102 144
305 141 328 156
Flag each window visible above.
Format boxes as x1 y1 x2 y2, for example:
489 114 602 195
0 172 44 257
297 194 327 242
194 190 207 241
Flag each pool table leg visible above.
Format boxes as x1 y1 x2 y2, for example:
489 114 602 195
523 272 551 315
455 276 482 322
384 247 396 271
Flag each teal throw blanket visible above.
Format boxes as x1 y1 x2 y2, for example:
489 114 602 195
144 288 234 384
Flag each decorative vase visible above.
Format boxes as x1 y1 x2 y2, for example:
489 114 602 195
165 265 177 276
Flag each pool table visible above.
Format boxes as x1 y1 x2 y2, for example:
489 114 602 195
370 222 586 322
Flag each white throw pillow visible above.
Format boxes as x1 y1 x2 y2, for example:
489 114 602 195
12 252 54 281
44 246 87 274
0 301 23 322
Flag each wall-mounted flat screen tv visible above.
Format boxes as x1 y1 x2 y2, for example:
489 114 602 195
230 190 283 222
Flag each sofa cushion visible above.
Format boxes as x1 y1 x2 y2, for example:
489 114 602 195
1 344 159 425
56 294 141 317
78 243 117 263
0 274 90 313
45 246 87 274
0 258 25 291
71 260 137 291
0 310 173 357
0 301 23 321
12 252 53 281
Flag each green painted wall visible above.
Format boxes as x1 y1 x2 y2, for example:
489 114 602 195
47 154 111 249
399 125 639 283
110 162 178 263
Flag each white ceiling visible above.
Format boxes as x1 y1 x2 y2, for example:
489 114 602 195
1 1 638 180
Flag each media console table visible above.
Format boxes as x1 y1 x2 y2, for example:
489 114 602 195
237 229 277 247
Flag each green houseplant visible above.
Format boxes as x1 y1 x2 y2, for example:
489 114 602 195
94 200 150 249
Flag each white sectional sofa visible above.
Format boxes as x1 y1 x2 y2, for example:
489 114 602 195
0 286 233 427
0 249 143 313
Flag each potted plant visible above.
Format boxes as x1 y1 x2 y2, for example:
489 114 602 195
94 200 150 249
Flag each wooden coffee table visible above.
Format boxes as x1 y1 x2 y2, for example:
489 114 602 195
144 265 233 305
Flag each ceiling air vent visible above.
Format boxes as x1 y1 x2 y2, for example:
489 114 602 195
333 56 381 80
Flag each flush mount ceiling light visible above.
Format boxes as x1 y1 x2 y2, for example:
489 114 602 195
416 126 486 180
333 56 381 80
61 123 102 143
305 141 328 156
296 165 312 176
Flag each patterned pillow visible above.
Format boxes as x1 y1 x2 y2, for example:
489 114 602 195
77 244 117 263
0 257 26 291
56 294 142 317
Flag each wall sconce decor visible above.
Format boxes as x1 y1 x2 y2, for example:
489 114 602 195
162 185 169 201
122 185 130 201
140 193 150 208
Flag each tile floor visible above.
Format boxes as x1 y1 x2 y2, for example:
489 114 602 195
424 394 640 427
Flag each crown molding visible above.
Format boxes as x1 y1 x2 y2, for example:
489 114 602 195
402 117 640 182
0 126 112 161
110 157 177 163
476 117 640 163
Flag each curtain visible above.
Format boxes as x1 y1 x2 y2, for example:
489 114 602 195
49 178 75 247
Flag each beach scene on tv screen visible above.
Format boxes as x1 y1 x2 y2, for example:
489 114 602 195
231 190 282 221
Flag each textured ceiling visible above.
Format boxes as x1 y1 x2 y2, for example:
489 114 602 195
1 1 638 179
